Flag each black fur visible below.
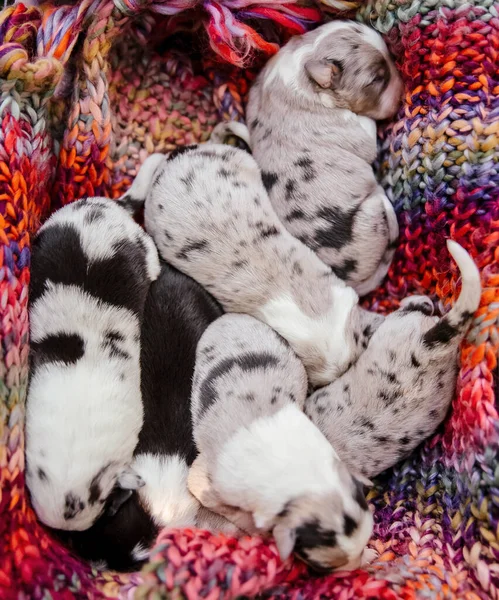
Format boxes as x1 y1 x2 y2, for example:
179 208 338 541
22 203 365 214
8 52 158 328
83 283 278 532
198 352 279 419
58 263 223 571
31 333 85 367
261 171 279 192
295 519 337 551
285 179 297 202
423 317 460 348
314 204 361 251
353 478 368 511
343 514 357 537
29 221 151 315
294 156 316 182
167 144 199 161
176 239 209 261
64 493 85 520
331 258 358 281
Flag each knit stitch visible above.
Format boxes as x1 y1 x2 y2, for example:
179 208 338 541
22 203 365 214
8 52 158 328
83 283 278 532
0 0 497 598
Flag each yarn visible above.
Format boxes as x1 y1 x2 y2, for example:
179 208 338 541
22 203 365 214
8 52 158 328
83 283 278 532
0 0 498 598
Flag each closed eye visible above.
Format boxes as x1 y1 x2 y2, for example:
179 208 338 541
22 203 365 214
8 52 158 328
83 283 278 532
367 75 385 86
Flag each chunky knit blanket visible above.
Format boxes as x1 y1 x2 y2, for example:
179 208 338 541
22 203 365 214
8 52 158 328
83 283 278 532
0 0 498 598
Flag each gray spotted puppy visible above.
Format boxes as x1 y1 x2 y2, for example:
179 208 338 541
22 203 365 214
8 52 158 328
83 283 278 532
189 313 373 573
212 20 403 296
305 241 481 478
119 145 383 387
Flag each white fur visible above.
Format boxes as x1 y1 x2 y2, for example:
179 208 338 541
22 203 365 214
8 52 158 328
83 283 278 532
360 24 389 56
266 21 355 90
26 284 143 531
257 285 358 386
214 405 341 524
126 154 165 201
132 543 151 563
132 453 199 528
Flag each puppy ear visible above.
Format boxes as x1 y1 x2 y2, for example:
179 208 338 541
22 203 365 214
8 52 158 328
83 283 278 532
399 295 434 316
273 523 296 561
106 488 133 517
305 59 343 89
253 510 274 531
352 472 373 488
117 466 144 490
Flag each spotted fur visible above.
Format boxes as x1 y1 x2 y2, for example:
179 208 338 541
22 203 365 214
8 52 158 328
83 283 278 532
189 314 373 572
213 21 403 296
119 145 383 387
305 241 481 477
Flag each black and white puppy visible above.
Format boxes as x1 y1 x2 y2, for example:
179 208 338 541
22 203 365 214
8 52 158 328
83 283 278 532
26 197 160 532
305 241 481 478
56 262 237 571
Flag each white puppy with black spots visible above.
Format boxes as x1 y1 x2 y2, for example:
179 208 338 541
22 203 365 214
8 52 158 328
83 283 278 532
212 20 403 296
188 313 373 573
305 241 481 477
26 197 160 531
119 144 383 387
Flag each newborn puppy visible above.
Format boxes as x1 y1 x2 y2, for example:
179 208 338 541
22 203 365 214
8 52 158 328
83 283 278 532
119 145 382 387
305 241 481 477
189 313 373 572
214 20 402 296
26 197 160 531
55 262 238 571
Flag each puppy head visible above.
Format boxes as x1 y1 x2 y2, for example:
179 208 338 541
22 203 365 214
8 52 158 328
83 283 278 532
267 463 373 572
27 457 144 532
26 362 144 531
274 21 402 120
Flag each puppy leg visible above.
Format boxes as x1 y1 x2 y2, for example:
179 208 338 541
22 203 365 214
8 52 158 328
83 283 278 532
209 121 252 148
188 455 257 535
353 189 399 296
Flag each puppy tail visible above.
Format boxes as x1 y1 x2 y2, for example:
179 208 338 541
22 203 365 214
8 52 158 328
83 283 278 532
354 193 399 297
117 153 165 216
423 240 481 348
210 121 252 149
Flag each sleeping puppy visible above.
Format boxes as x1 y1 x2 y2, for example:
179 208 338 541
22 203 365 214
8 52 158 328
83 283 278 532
212 20 403 296
189 313 373 573
305 241 481 477
118 145 384 388
55 263 239 571
26 197 160 532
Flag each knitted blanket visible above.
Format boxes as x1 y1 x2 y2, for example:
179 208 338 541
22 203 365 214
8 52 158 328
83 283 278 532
0 0 498 598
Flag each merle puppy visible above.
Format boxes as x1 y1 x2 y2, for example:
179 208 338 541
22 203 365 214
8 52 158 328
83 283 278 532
305 241 481 477
189 313 373 573
55 262 239 571
119 145 383 387
26 197 160 532
213 20 403 295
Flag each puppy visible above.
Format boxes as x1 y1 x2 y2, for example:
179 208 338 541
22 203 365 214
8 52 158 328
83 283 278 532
189 313 373 572
119 145 383 387
305 241 481 477
213 20 403 296
26 197 160 531
55 262 239 571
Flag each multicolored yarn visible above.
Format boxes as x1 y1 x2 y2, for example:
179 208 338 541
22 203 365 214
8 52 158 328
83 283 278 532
0 0 498 598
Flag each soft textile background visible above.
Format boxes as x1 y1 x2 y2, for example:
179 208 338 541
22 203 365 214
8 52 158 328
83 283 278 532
0 0 497 598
